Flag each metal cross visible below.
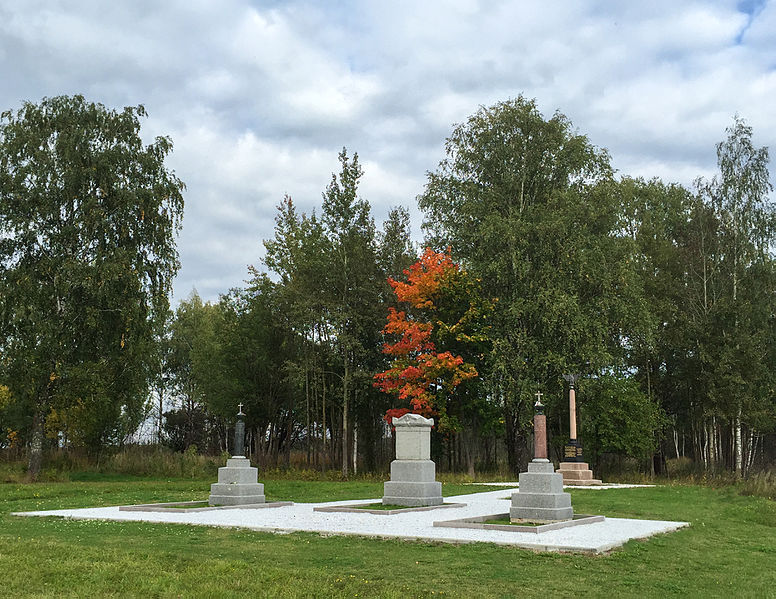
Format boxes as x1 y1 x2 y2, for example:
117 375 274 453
535 390 543 402
237 402 245 416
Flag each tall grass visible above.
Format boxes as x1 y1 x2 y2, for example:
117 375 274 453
0 446 226 482
3 445 775 501
739 470 776 500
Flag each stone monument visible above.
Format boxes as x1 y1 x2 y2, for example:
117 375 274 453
510 392 573 522
556 375 602 485
382 413 443 507
209 403 266 506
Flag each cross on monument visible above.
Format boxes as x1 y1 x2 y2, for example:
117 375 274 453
237 402 245 416
535 390 543 405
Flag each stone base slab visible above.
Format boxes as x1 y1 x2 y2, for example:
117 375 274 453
383 480 443 507
314 502 465 515
509 505 574 522
434 513 605 533
209 481 265 506
119 500 293 513
511 460 573 522
557 462 603 485
218 466 259 484
209 494 266 506
390 459 436 482
512 492 573 509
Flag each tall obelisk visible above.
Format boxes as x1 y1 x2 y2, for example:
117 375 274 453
557 375 602 485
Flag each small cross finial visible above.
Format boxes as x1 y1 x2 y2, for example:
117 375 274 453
534 390 545 414
237 402 245 416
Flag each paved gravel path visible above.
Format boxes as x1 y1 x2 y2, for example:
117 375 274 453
14 487 687 554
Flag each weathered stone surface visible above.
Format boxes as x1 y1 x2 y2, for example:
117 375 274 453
218 465 259 484
390 459 436 482
392 413 434 427
557 462 602 485
510 458 573 522
526 459 554 473
383 480 443 507
509 505 574 522
207 492 266 506
209 457 266 506
518 471 564 495
383 416 443 507
395 428 431 460
512 492 572 509
534 413 547 459
557 462 589 471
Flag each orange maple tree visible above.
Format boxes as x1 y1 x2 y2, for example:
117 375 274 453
374 248 478 425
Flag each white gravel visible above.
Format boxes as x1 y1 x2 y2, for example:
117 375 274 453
13 486 687 553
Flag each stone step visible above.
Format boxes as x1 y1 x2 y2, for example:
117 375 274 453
390 459 436 482
509 505 573 522
209 482 265 497
518 471 564 494
511 491 571 509
559 469 594 481
557 462 592 471
563 479 604 486
208 493 266 506
217 466 259 484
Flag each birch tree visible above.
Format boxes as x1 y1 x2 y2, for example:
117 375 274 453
0 96 184 478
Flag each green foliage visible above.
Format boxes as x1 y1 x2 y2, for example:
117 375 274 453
578 375 666 465
419 96 646 471
0 95 184 475
622 118 776 474
262 148 413 477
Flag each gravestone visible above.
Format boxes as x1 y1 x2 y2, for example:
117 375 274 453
382 413 443 507
510 393 573 522
557 376 602 485
209 404 265 506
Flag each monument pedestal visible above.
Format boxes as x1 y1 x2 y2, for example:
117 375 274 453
556 461 602 486
511 459 573 522
209 457 266 506
383 414 443 507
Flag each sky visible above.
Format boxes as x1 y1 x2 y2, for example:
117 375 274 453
1 0 775 305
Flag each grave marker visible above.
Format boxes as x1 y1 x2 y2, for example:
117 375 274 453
382 413 443 507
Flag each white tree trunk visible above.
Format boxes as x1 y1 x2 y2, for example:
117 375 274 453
735 402 743 476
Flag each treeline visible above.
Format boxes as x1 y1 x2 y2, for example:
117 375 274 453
160 149 417 477
1 95 775 479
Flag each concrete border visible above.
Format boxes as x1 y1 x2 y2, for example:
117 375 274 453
433 512 605 534
314 502 466 515
13 488 689 554
118 500 293 513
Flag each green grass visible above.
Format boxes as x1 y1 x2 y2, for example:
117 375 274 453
1 477 775 597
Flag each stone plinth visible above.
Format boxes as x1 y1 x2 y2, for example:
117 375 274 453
510 459 573 522
209 457 266 506
383 414 442 507
556 462 602 485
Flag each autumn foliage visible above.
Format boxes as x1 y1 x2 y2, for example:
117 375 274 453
374 248 478 424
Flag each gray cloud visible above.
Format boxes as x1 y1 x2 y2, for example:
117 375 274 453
1 0 774 305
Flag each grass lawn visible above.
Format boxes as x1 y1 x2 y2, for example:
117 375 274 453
1 477 775 598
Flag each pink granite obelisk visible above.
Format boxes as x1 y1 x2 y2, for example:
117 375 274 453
510 391 573 522
557 375 602 485
533 393 548 460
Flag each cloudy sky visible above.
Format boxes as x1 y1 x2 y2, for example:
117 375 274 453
1 0 774 305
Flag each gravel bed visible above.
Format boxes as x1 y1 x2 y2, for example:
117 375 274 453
12 487 687 554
